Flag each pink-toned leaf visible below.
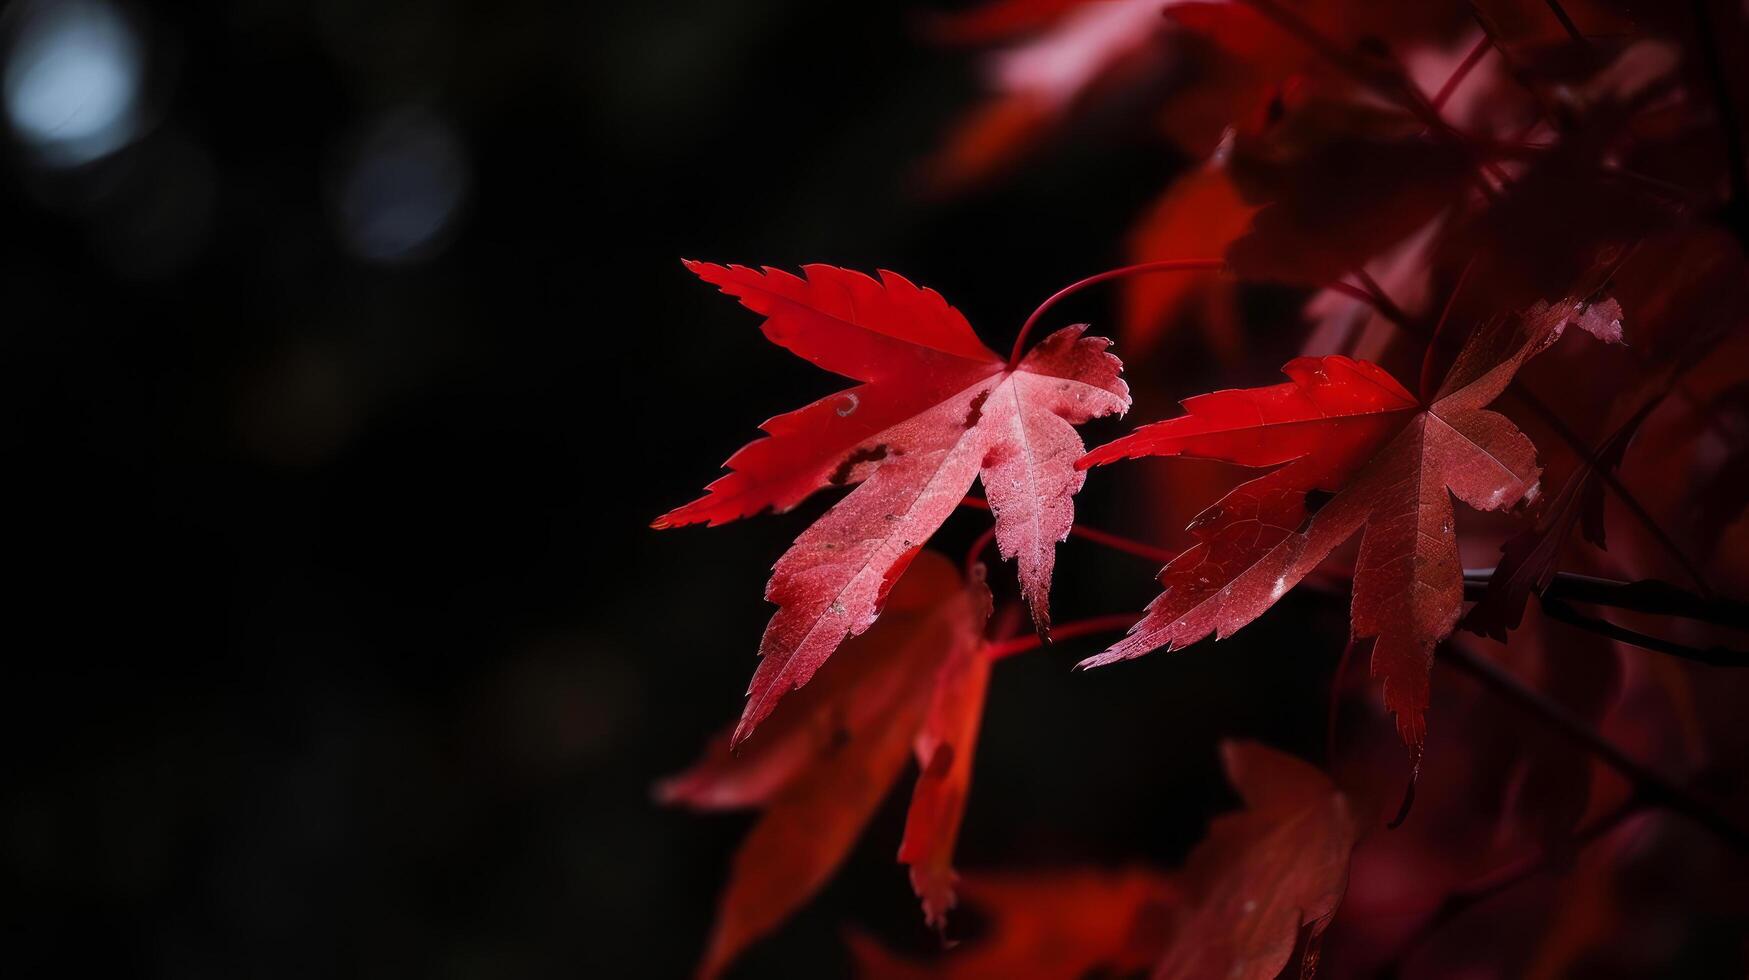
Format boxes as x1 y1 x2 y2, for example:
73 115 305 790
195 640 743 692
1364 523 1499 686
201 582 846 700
658 263 1127 744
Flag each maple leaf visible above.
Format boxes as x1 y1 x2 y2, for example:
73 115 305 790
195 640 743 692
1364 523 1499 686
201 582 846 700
1153 742 1359 980
659 551 992 979
656 262 1129 743
1079 298 1621 748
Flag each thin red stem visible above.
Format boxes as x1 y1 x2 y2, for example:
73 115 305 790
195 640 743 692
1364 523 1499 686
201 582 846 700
963 525 995 579
1326 279 1402 321
988 613 1140 660
1431 34 1493 112
1355 270 1413 328
1008 258 1226 366
960 496 1178 564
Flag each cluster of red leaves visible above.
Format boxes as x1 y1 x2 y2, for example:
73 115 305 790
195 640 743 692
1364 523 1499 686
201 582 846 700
658 0 1749 975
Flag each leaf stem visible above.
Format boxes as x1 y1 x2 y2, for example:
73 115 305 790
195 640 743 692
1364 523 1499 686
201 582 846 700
1438 642 1749 850
960 496 1178 564
1009 260 1416 365
1431 35 1494 112
987 613 1140 660
963 524 995 580
1355 270 1413 329
1008 258 1226 366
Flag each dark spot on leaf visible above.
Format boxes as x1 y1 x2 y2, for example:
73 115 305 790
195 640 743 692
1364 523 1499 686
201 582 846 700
964 389 991 428
922 743 955 778
827 444 889 485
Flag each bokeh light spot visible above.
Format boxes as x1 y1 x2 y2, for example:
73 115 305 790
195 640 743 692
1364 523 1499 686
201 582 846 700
335 107 470 265
3 0 144 167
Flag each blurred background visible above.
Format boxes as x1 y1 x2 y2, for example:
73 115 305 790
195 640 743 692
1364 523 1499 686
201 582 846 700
0 1 1350 976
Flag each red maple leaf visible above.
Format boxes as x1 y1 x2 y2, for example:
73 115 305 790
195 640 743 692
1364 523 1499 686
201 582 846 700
658 551 994 978
1079 297 1621 748
656 262 1129 743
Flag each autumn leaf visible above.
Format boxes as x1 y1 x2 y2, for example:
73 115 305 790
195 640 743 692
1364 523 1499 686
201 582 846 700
1153 741 1359 980
659 551 992 979
1079 297 1622 748
656 262 1128 743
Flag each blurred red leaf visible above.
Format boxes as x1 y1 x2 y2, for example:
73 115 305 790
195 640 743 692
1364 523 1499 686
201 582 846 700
848 867 1177 979
661 552 992 978
1154 741 1360 980
1124 155 1258 360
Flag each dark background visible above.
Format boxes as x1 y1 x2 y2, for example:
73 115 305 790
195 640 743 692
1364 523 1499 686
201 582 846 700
0 1 1345 976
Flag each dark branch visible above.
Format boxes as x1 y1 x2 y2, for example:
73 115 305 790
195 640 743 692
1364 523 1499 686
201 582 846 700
1540 597 1749 666
1438 642 1749 851
1463 569 1748 627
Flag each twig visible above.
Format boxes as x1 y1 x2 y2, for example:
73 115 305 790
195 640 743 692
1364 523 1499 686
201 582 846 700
1461 569 1747 626
1354 270 1414 330
1510 390 1716 596
1541 0 1589 47
1540 597 1749 666
1439 642 1749 850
